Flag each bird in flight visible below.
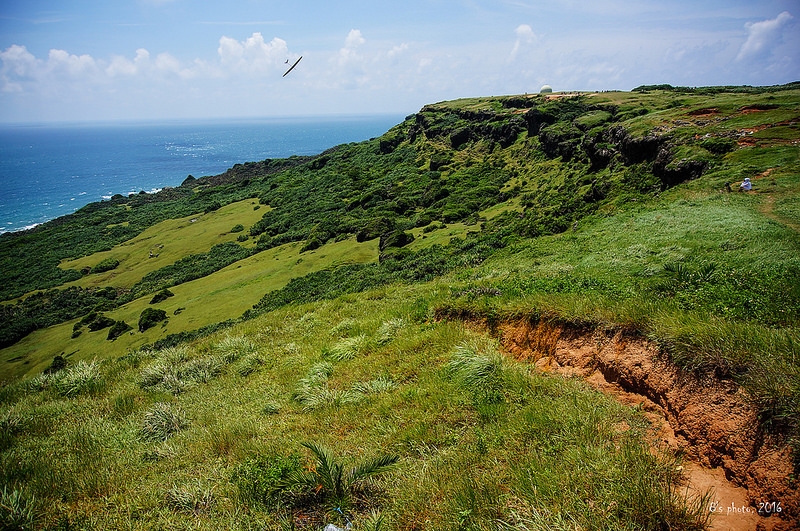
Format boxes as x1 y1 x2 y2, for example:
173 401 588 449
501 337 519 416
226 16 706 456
283 56 303 77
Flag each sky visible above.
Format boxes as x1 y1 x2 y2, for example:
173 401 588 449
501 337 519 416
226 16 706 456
0 0 798 123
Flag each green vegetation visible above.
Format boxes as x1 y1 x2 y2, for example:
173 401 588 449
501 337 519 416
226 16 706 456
138 308 167 332
90 257 120 274
0 84 798 529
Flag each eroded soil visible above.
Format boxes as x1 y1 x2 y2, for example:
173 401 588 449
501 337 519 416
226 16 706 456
490 319 798 531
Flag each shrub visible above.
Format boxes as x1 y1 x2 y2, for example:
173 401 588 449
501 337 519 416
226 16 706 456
107 320 132 341
232 454 303 508
44 354 67 374
87 314 116 331
279 442 399 512
140 402 189 442
91 257 120 274
149 288 174 305
378 230 415 251
230 224 245 233
139 308 168 332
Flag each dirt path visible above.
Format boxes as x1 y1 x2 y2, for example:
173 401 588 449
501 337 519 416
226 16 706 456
751 168 800 233
491 320 798 531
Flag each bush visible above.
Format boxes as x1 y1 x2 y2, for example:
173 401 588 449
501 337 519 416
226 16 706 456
87 314 116 331
149 288 174 305
107 320 132 341
139 308 168 332
232 454 303 508
91 257 120 274
230 224 245 233
378 230 415 251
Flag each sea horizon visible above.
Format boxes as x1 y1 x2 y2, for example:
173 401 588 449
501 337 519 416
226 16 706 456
0 114 406 234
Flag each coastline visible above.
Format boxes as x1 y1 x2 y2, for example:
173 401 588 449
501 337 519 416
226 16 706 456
0 115 405 235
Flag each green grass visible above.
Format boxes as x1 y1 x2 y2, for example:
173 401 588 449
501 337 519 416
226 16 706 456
0 287 712 529
59 198 266 290
1 235 379 381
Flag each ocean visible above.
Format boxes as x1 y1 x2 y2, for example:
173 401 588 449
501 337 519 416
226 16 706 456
0 115 405 234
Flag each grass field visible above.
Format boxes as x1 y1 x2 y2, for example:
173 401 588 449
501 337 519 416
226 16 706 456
3 236 379 381
59 199 267 290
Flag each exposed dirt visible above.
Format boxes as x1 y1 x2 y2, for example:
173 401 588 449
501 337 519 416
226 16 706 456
689 108 720 116
488 319 798 531
736 117 800 146
740 105 779 114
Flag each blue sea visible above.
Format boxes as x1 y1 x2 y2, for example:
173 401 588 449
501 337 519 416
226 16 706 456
0 115 405 234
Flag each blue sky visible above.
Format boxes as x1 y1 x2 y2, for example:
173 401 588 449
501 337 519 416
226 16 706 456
1 0 798 123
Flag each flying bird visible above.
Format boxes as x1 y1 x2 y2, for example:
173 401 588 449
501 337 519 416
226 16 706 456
283 56 303 77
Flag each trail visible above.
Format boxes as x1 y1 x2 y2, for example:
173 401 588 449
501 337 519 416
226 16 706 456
748 168 800 234
485 319 798 531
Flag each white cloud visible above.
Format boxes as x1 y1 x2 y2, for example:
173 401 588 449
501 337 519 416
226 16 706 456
345 29 366 49
0 44 38 92
1 44 105 92
337 29 366 66
106 48 150 77
736 11 793 61
217 32 288 74
388 43 409 58
510 24 536 60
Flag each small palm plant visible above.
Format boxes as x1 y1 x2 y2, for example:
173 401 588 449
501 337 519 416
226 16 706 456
285 442 398 514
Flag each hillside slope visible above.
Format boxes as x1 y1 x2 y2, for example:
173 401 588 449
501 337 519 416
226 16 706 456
1 85 799 529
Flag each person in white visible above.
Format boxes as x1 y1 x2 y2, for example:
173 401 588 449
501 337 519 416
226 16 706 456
739 177 752 191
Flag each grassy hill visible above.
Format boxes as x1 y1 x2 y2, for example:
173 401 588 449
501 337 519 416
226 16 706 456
1 84 799 529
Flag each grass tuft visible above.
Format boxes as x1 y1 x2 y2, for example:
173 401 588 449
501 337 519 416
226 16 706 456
165 480 215 515
375 318 405 345
140 402 189 442
25 360 104 397
0 486 36 530
139 346 223 394
214 334 258 363
447 340 506 403
352 377 397 395
324 334 371 361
